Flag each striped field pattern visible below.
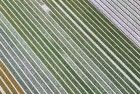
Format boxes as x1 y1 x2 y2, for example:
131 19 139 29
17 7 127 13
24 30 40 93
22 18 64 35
90 0 140 48
0 60 25 94
0 0 140 94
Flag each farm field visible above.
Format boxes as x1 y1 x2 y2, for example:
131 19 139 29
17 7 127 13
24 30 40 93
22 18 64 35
0 0 140 94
